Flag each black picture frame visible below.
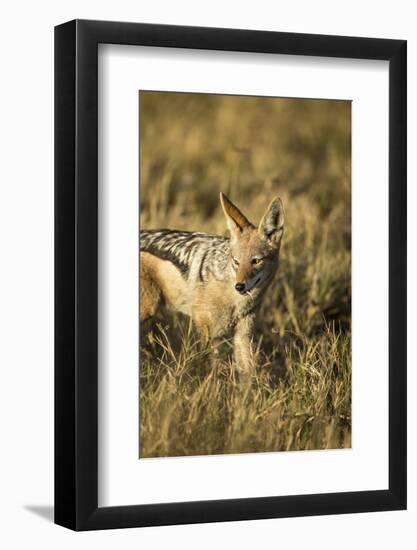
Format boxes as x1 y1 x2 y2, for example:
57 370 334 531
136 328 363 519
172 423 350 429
55 19 407 531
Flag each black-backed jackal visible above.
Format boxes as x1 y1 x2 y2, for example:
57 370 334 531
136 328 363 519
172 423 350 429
140 192 284 372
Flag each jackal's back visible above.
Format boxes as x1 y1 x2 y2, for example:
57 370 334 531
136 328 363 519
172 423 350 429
140 229 230 281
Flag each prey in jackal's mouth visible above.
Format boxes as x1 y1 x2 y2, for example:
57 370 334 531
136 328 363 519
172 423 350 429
140 192 284 372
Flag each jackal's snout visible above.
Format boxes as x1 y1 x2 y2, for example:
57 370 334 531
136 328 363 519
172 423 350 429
235 273 262 294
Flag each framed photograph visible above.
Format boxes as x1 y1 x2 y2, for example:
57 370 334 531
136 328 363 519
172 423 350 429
55 19 406 530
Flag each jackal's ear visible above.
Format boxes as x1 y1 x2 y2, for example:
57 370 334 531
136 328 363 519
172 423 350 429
259 198 284 245
219 192 253 235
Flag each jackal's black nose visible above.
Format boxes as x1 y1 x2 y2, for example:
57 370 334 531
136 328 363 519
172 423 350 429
235 283 245 293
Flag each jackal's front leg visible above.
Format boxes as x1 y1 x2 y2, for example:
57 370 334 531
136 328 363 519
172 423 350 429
233 314 258 374
193 315 223 370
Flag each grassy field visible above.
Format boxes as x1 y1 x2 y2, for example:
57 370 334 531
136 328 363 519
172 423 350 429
139 91 351 458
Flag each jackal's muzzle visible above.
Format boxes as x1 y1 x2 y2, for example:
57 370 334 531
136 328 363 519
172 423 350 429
235 274 262 294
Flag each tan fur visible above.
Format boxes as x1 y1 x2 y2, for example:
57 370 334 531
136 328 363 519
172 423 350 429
140 193 284 373
140 252 189 320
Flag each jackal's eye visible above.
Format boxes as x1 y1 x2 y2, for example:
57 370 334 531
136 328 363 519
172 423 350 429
232 257 240 266
251 257 262 265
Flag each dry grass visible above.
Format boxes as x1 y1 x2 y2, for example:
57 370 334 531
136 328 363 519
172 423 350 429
139 91 351 458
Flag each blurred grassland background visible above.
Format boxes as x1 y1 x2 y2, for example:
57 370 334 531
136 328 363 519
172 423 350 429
139 91 351 458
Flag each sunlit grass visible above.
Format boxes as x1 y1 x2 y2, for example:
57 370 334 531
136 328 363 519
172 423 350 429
139 92 351 458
